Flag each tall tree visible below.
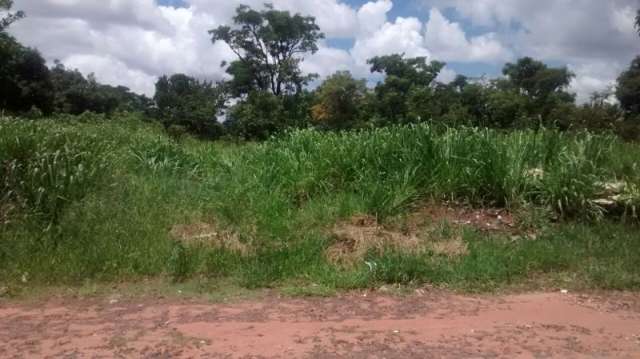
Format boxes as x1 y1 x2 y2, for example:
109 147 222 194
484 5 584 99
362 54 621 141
502 57 574 102
502 57 575 125
209 4 324 97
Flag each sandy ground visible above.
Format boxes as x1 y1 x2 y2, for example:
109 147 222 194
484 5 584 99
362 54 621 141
1 290 640 358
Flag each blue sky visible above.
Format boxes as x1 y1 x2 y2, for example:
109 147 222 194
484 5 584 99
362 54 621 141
9 0 640 102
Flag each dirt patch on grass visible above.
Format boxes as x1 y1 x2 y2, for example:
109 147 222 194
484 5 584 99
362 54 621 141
405 202 516 233
326 215 421 267
326 203 530 266
169 221 249 254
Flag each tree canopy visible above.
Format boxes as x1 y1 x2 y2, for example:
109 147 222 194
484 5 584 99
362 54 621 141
0 32 54 114
617 56 640 114
367 54 445 122
502 57 574 101
153 74 225 139
0 0 24 32
210 4 324 97
311 71 367 130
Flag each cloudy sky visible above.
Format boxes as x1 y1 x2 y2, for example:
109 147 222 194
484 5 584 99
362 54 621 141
8 0 640 102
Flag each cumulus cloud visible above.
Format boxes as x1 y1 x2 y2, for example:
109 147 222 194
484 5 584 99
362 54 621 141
436 66 457 84
64 54 158 95
352 17 431 65
357 0 393 36
569 61 621 104
425 0 640 101
7 0 636 102
424 8 511 62
302 44 355 78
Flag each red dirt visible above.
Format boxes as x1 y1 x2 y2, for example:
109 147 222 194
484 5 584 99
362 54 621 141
1 291 640 358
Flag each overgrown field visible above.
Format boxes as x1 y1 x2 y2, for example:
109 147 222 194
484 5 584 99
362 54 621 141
1 115 639 293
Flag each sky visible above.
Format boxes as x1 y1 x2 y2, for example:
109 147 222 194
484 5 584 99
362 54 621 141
8 0 640 103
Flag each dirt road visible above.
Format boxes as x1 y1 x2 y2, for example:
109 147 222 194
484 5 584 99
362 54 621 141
1 290 639 358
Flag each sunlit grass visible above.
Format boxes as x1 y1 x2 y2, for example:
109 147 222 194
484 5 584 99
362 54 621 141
1 116 639 292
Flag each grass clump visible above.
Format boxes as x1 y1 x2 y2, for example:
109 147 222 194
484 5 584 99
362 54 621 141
1 117 639 293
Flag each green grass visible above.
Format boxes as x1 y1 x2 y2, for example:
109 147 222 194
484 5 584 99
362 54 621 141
1 115 639 294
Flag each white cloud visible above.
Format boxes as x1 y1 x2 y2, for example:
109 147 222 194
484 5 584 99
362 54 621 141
424 0 640 101
303 45 355 78
357 0 393 36
185 0 358 38
424 8 511 62
569 61 622 104
436 66 457 83
8 0 637 103
352 17 431 65
64 54 157 95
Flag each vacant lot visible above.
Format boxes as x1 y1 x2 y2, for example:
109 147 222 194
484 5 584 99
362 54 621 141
1 116 640 294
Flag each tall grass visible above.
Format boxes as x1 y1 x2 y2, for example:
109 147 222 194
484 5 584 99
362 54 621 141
221 125 634 220
1 117 639 290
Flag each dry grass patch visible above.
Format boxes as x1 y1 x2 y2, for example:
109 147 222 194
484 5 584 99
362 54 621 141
169 221 249 255
326 215 421 267
326 212 471 267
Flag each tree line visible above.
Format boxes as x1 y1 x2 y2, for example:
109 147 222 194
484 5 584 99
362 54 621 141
2 2 640 140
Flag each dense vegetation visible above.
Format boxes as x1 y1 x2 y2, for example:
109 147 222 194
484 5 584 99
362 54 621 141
1 116 639 291
1 3 640 293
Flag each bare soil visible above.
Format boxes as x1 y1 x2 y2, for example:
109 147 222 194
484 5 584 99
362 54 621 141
2 290 639 358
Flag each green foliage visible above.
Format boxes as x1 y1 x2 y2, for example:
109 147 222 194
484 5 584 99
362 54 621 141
0 118 115 222
311 71 368 130
502 57 575 123
210 4 324 96
617 56 640 114
225 90 312 140
153 74 225 139
225 91 286 140
368 54 445 122
0 26 149 118
485 88 529 128
50 61 152 115
503 57 574 101
0 33 54 114
1 119 640 291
